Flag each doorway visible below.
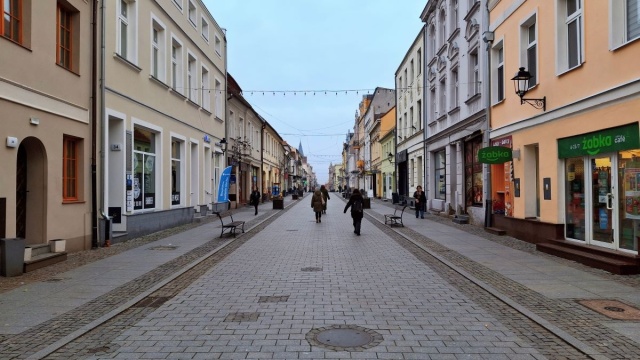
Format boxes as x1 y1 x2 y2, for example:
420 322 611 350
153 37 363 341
16 138 47 245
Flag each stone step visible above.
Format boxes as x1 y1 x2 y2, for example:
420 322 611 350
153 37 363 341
24 252 67 273
537 241 640 275
485 227 506 236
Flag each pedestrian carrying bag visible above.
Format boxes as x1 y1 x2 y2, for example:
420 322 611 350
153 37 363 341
352 199 363 213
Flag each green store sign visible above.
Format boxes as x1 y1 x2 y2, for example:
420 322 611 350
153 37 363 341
557 123 640 158
478 146 512 164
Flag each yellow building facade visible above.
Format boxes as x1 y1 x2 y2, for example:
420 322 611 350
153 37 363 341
488 0 640 271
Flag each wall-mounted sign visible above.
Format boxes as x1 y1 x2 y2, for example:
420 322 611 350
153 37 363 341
557 123 640 158
203 134 211 143
478 146 512 164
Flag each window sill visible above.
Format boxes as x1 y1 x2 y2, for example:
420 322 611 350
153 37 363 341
0 35 31 51
56 63 80 76
200 108 212 116
62 200 86 205
492 98 505 107
437 113 447 122
170 88 187 100
186 99 200 108
448 106 460 116
149 75 170 89
464 92 481 104
113 53 142 72
215 115 224 122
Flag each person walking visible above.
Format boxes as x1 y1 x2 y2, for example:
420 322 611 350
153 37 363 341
311 189 324 223
413 185 426 219
320 185 330 214
250 186 261 216
343 189 364 235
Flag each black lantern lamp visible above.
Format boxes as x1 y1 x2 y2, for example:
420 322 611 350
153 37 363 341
511 67 546 111
387 152 394 163
219 137 227 153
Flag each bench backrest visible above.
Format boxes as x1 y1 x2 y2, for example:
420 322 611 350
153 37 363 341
213 210 235 223
395 205 407 215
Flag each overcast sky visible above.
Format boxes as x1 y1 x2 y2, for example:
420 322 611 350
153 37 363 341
203 0 426 184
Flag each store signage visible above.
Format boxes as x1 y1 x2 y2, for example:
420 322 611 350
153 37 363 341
557 123 640 158
478 146 512 164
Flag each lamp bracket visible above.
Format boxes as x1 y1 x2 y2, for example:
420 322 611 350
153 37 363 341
520 96 546 111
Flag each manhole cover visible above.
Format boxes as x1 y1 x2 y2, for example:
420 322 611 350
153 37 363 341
286 229 298 232
578 299 640 320
306 325 383 351
149 245 178 250
301 267 322 272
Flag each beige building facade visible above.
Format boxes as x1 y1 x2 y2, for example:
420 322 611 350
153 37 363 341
100 0 226 242
1 0 94 252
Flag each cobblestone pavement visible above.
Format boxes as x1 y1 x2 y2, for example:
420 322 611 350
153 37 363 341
1 195 639 359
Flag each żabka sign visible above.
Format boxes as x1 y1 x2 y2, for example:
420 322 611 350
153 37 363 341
478 146 512 164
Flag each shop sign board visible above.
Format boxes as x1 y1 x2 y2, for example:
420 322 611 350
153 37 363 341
478 146 512 164
557 123 640 158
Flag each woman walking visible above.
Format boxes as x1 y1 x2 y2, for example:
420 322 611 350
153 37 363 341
320 185 330 214
413 185 426 219
250 186 261 216
343 189 364 235
311 189 324 223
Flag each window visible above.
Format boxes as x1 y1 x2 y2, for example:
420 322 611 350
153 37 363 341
557 0 583 72
117 0 137 63
171 139 182 205
1 0 21 43
187 53 197 102
214 79 222 118
151 18 165 81
439 10 446 47
430 87 436 121
229 110 235 139
188 0 196 27
214 34 221 56
469 50 480 96
492 42 504 102
202 66 210 111
172 0 182 10
465 136 483 206
450 0 458 33
521 15 537 86
434 150 446 200
439 77 446 112
171 37 183 92
410 59 414 81
63 136 79 201
451 67 459 107
417 100 422 129
133 126 156 210
611 0 640 48
416 49 422 75
56 3 73 70
410 106 414 134
429 25 436 57
201 17 209 41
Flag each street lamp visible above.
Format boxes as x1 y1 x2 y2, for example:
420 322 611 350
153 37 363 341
511 67 546 111
387 152 394 164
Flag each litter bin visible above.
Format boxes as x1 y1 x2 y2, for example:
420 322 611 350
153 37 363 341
362 198 371 209
0 238 25 277
392 192 399 204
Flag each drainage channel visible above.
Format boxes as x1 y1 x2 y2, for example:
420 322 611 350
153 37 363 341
23 205 295 360
362 204 638 360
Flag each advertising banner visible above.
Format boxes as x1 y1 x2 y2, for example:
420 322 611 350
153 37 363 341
217 166 232 203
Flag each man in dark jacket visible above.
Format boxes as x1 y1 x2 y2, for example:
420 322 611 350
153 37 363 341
249 187 261 216
413 185 426 219
343 189 364 235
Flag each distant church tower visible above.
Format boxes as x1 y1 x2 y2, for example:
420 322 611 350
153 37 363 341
298 141 304 157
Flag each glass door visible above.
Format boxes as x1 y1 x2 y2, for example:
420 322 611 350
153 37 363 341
618 150 640 253
590 155 615 248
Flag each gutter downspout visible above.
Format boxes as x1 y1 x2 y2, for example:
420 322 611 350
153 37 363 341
99 0 109 241
260 121 265 201
90 0 98 248
483 1 493 228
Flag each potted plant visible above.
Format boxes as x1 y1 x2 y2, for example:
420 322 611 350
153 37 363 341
273 194 284 209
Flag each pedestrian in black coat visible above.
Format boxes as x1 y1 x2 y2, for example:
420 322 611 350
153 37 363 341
343 189 364 235
249 187 261 216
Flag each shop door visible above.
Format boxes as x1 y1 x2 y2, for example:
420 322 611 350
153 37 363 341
589 155 616 249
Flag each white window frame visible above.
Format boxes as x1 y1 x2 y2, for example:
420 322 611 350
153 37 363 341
150 15 166 82
172 0 183 11
469 50 480 97
170 134 186 207
229 110 235 139
188 0 197 28
201 65 210 111
451 67 459 108
187 51 198 103
439 9 446 47
131 119 163 211
171 36 184 94
201 16 209 42
491 39 505 104
117 0 138 64
520 12 538 87
214 34 222 57
214 78 222 118
439 77 446 112
417 49 422 75
610 0 640 49
556 0 584 74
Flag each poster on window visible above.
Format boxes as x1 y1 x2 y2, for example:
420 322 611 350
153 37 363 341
624 167 640 220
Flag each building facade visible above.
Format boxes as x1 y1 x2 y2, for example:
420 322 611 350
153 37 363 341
380 107 397 201
1 0 94 251
395 29 426 204
100 0 227 241
421 0 489 224
488 0 640 271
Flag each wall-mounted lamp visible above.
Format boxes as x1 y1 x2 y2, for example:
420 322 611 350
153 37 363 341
511 67 546 111
219 137 227 153
387 152 394 164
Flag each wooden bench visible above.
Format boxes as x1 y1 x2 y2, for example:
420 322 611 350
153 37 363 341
212 210 245 238
384 204 407 227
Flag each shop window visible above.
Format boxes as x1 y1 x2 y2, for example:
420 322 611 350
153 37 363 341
434 150 446 200
465 137 483 206
133 126 156 210
565 157 585 240
171 139 182 205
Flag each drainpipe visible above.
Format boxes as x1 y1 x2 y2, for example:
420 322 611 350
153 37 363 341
483 1 493 228
99 0 110 243
260 121 265 201
90 0 98 248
